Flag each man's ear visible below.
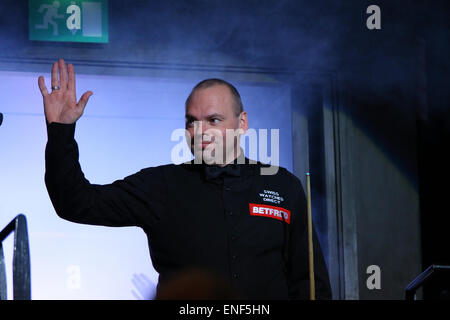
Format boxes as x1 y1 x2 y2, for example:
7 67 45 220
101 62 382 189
238 111 248 134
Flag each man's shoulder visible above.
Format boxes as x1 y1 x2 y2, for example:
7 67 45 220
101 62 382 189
254 161 304 190
139 161 200 176
255 161 299 179
129 163 175 177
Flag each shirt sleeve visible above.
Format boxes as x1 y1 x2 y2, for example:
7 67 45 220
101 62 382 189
44 121 166 229
287 176 332 300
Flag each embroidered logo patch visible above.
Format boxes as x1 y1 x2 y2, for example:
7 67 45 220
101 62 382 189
258 189 284 204
249 203 291 224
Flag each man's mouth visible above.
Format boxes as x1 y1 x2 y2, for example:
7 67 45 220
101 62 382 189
194 141 212 150
192 141 212 150
201 141 211 147
192 136 215 150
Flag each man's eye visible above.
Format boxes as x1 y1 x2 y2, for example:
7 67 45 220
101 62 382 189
211 118 220 124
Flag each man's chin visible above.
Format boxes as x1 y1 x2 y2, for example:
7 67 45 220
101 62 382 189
191 150 223 165
197 154 219 165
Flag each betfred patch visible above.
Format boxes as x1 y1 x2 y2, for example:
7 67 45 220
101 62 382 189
249 203 291 224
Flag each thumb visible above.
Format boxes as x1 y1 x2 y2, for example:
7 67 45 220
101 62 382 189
77 91 93 113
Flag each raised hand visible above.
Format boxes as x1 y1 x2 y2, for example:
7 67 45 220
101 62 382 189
38 59 93 124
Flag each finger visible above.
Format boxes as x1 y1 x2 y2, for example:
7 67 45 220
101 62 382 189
51 62 58 89
77 91 93 113
68 63 75 92
59 58 68 89
38 76 49 97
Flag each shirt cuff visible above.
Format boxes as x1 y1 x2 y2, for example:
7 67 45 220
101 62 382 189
46 121 76 144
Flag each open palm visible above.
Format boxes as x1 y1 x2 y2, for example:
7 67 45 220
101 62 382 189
38 59 93 124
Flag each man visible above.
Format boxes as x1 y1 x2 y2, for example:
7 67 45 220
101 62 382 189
39 59 332 299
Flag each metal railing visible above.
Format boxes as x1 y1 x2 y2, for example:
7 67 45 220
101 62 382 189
405 264 450 300
0 214 31 300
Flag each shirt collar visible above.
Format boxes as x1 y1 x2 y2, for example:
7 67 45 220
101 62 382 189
182 148 259 179
202 148 258 180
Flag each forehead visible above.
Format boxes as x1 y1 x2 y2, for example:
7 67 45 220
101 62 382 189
185 85 234 117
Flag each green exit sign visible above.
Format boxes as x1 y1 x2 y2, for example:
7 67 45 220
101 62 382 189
29 0 108 43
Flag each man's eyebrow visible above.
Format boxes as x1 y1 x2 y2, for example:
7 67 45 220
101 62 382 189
185 113 225 120
206 113 225 119
185 114 197 120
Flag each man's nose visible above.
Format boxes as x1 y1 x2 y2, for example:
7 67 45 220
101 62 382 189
194 120 212 135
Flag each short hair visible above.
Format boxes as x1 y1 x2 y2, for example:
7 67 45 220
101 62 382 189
185 78 244 117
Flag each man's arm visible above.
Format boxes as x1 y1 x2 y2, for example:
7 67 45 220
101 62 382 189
40 59 165 228
287 177 332 300
45 121 165 227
